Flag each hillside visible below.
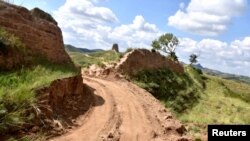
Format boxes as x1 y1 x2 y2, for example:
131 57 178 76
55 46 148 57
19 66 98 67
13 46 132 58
0 28 79 140
179 75 250 139
69 49 250 141
66 45 120 68
1 2 249 141
65 44 104 53
130 65 250 140
0 2 81 140
193 64 250 84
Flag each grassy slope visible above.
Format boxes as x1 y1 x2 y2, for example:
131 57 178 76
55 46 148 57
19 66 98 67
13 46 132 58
132 66 205 112
68 50 120 68
179 76 250 139
0 63 78 135
131 65 250 140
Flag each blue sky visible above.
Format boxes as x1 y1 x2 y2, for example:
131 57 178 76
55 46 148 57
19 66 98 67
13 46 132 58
13 0 250 76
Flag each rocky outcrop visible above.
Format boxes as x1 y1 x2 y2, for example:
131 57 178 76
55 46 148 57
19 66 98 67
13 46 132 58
116 49 184 75
0 1 72 64
31 75 93 135
30 7 58 25
112 43 119 52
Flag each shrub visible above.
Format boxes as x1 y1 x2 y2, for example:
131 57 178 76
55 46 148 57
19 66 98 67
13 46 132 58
0 27 26 53
131 66 204 112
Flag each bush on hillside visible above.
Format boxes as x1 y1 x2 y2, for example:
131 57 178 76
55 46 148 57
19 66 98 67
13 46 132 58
0 27 26 53
132 66 205 112
0 27 28 70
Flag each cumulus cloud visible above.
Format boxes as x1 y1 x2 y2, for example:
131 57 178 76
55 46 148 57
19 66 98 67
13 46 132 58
168 0 247 36
177 37 250 76
108 15 161 49
53 0 161 50
52 0 250 76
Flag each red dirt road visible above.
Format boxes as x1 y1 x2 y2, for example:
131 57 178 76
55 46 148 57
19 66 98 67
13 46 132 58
51 77 190 141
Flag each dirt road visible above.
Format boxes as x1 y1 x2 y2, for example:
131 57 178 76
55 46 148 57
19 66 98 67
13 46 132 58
51 77 190 141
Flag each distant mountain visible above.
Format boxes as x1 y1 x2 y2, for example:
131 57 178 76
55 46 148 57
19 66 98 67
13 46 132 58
65 44 104 53
193 63 250 84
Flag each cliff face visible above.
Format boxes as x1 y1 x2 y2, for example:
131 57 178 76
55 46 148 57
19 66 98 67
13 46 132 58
0 47 26 70
0 1 72 64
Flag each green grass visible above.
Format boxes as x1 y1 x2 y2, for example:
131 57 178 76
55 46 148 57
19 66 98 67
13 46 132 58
0 27 26 53
132 66 205 112
179 77 250 123
68 50 120 68
219 78 250 103
176 76 250 139
131 65 250 140
0 62 78 135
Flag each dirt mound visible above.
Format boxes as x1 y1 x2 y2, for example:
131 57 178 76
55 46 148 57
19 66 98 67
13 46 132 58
83 49 184 77
116 49 184 75
0 1 72 65
27 75 93 136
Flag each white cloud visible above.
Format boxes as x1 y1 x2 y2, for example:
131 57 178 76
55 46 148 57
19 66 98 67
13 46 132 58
108 15 161 49
168 0 247 36
52 0 250 76
53 0 161 50
177 37 250 76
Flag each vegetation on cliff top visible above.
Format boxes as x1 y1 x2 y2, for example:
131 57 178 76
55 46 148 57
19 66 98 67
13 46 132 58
0 27 26 53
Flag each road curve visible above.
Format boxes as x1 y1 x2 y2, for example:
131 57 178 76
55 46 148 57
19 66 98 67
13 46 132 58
51 77 190 141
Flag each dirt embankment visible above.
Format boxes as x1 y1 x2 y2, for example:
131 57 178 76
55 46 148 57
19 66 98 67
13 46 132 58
84 49 184 77
116 49 184 75
0 1 72 68
29 75 93 136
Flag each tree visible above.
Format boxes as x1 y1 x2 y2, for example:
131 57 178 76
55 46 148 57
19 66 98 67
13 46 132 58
151 33 179 61
189 53 198 65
